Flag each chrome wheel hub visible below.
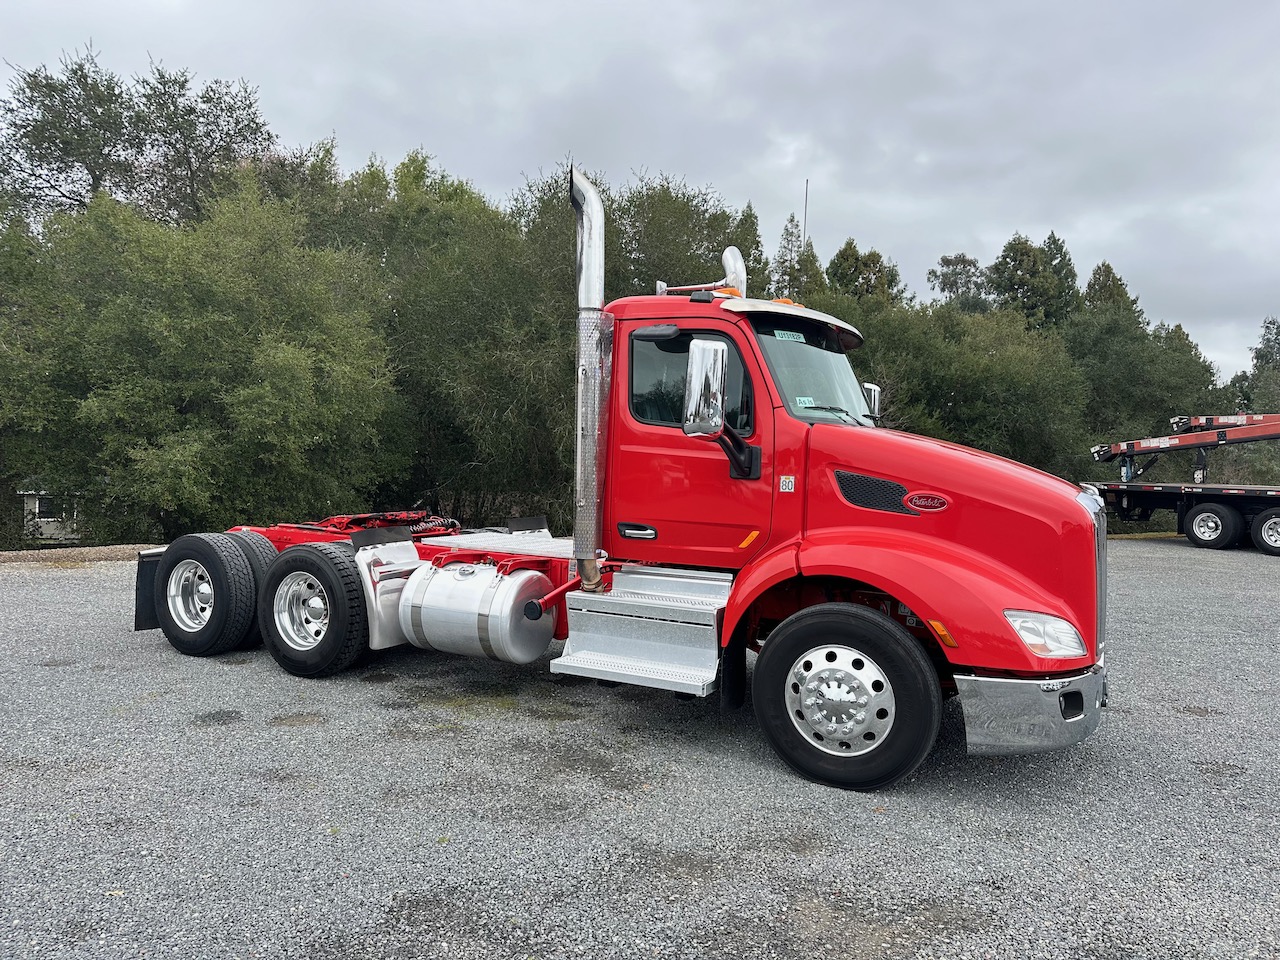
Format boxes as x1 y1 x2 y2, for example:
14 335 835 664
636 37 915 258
1262 517 1280 549
275 572 330 652
1192 513 1222 541
167 560 214 632
784 644 896 757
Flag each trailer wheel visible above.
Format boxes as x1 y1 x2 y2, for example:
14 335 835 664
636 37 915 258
1250 507 1280 556
259 542 368 677
1185 503 1243 550
752 603 940 791
226 531 279 648
153 533 256 657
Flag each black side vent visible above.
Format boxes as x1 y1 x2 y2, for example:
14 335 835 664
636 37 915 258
835 470 918 515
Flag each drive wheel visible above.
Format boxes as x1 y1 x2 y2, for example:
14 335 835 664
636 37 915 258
259 542 367 677
753 603 940 791
226 531 279 648
1185 502 1243 549
153 533 256 657
1250 507 1280 556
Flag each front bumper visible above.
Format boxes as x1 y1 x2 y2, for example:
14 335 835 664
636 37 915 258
955 664 1107 756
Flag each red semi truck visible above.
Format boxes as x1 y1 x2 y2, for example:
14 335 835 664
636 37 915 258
134 168 1108 790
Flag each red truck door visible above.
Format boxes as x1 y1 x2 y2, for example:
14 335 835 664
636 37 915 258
603 321 774 569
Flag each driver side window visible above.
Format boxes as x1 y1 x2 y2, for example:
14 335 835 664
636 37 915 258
630 331 753 433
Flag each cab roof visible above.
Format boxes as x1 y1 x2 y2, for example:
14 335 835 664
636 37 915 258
603 294 864 350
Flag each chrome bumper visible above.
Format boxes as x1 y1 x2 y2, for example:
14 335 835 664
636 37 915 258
955 664 1107 756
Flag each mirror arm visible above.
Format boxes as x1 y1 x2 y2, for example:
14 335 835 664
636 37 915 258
717 424 761 480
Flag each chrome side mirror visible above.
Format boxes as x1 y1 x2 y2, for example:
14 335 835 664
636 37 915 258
862 382 881 418
683 340 727 441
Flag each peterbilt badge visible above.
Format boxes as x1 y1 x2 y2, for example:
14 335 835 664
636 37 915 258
906 493 949 512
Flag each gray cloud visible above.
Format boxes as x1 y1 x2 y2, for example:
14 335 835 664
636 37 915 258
5 0 1276 377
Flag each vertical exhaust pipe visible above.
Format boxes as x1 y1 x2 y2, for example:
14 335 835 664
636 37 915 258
570 167 612 591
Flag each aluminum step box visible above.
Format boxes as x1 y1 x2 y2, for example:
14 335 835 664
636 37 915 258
550 566 733 696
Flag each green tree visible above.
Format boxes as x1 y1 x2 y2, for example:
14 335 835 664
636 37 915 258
985 233 1058 327
852 300 1090 476
613 172 755 297
826 238 905 303
770 214 803 299
135 64 275 222
1042 232 1082 326
0 46 142 216
1083 261 1142 317
0 203 58 546
926 253 989 313
26 183 393 541
796 237 827 299
726 201 770 298
0 46 274 224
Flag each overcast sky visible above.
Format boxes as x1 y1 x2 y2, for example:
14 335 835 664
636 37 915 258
5 0 1278 379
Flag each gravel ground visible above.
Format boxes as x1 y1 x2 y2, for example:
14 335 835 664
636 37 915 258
0 539 1276 960
0 545 160 565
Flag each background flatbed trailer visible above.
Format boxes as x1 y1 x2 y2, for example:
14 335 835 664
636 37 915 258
1091 416 1280 554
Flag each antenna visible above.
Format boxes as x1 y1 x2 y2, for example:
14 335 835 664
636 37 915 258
802 178 809 243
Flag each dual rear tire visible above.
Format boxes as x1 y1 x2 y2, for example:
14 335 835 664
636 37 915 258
154 535 367 676
1184 502 1280 556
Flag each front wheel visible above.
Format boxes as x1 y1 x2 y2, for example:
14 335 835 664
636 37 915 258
753 603 941 791
259 542 368 677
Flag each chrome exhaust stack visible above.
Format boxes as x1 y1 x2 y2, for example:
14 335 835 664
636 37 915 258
570 167 612 592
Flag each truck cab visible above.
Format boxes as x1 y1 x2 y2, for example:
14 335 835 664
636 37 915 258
135 168 1107 791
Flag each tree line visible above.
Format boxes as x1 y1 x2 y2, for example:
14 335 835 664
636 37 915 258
2 48 1277 547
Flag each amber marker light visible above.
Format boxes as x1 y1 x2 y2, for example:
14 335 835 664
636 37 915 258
928 620 959 648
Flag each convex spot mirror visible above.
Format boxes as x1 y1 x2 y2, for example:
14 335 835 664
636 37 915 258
683 339 727 441
862 382 881 419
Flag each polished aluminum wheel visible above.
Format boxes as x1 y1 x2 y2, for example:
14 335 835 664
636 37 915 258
274 571 330 652
1191 512 1223 542
167 559 215 633
784 644 896 757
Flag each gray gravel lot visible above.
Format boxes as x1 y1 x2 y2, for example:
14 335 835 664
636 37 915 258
0 539 1277 960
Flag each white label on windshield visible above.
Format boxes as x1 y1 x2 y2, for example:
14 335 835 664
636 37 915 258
796 397 816 407
774 330 805 342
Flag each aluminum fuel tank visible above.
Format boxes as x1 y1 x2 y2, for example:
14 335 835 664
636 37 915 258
397 563 555 665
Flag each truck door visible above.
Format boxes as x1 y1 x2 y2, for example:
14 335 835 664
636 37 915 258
603 322 774 569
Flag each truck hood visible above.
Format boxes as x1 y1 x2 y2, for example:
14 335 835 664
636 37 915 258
805 423 1099 639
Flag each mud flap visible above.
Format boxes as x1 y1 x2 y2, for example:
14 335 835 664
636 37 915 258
133 547 165 631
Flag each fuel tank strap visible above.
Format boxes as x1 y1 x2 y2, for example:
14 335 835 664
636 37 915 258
476 573 503 660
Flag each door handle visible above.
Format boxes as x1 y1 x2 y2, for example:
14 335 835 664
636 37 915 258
618 523 657 540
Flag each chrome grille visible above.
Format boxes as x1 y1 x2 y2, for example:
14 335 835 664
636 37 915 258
1077 488 1107 662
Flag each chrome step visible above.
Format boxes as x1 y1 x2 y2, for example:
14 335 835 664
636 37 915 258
550 651 716 694
549 565 733 696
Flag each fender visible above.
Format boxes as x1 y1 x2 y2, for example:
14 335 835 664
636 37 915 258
722 539 800 646
798 527 1094 673
720 527 1093 674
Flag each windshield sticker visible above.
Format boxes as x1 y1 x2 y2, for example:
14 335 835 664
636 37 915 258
796 397 816 407
774 330 806 342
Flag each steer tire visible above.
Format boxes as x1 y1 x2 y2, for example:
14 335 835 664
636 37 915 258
153 533 256 657
259 542 368 678
753 603 941 791
1184 503 1243 550
1250 507 1280 557
226 531 279 648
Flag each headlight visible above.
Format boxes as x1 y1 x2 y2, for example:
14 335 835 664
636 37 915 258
1004 611 1087 658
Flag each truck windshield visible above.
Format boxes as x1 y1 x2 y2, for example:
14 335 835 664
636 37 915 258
750 316 874 426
